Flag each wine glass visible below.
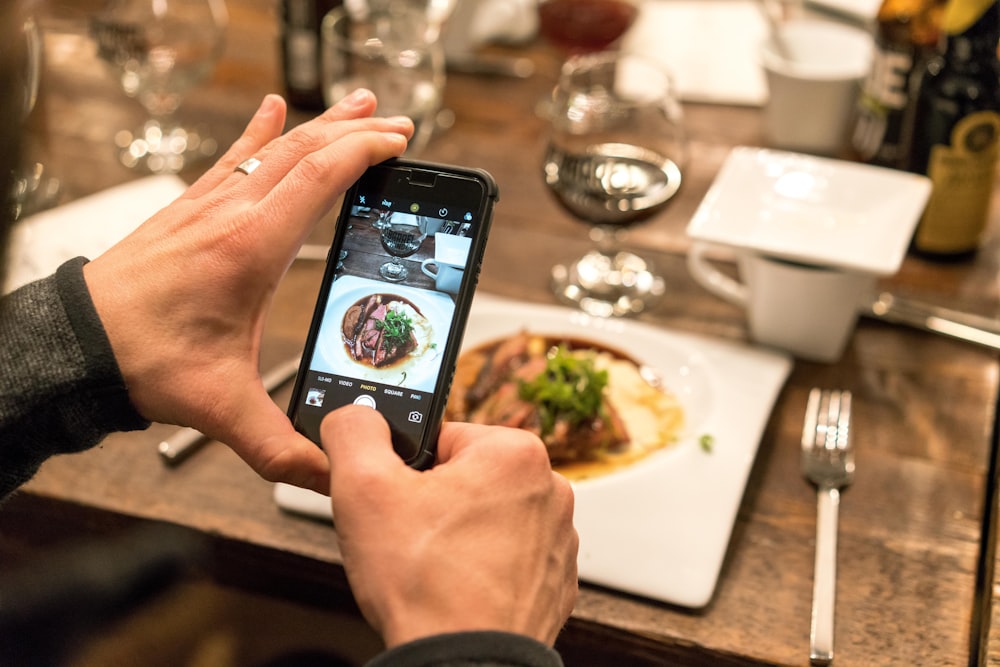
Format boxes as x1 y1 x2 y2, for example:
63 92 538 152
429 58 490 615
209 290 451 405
371 207 393 230
542 50 687 317
537 0 639 55
10 14 62 221
92 0 228 174
379 215 429 282
534 0 639 119
321 4 447 156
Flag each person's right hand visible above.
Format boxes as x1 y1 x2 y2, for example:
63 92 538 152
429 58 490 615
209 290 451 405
321 405 579 649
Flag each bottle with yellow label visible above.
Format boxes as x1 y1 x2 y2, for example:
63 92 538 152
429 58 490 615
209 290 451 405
906 0 1000 259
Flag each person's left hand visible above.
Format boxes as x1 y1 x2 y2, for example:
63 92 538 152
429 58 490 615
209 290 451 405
84 90 413 494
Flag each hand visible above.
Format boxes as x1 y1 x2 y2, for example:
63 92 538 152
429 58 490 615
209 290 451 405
83 90 413 494
322 405 579 648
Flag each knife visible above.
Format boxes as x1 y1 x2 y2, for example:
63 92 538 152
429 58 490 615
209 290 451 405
861 291 1000 352
157 354 302 465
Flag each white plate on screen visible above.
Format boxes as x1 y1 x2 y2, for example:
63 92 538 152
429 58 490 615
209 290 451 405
275 294 792 608
686 146 932 276
312 274 455 393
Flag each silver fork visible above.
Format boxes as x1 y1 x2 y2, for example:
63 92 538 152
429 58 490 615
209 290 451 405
801 388 855 666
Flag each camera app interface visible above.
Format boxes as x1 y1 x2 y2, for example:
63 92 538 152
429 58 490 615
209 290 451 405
295 182 481 454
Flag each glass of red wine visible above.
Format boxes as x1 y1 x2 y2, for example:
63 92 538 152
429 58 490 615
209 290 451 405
537 0 640 55
542 50 686 317
379 214 429 282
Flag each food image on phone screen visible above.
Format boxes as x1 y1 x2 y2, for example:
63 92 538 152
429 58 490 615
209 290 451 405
288 160 497 468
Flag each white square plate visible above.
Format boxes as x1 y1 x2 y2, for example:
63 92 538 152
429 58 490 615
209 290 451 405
686 146 932 275
275 294 792 608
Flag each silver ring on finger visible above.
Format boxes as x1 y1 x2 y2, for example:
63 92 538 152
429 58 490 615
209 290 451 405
234 157 262 175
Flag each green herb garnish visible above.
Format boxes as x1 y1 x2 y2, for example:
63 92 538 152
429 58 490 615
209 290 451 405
518 345 609 437
699 433 715 453
376 308 414 349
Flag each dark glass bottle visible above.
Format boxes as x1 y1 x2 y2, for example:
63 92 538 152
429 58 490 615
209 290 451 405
851 0 946 168
279 0 342 111
906 0 1000 260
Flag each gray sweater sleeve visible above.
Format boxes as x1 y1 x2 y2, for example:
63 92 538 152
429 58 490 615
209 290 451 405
0 257 149 498
365 631 564 667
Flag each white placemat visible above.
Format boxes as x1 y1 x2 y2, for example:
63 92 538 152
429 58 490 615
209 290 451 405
623 0 769 106
4 175 188 294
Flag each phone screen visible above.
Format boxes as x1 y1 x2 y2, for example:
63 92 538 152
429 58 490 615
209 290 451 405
289 160 497 466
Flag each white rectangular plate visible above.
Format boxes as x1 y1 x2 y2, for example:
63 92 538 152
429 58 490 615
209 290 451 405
275 294 792 608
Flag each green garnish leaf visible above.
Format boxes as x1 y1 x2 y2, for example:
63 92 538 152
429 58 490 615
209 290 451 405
699 433 715 453
376 308 414 349
518 345 609 436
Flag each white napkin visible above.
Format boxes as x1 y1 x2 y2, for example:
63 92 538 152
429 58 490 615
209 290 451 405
3 175 189 294
622 0 769 106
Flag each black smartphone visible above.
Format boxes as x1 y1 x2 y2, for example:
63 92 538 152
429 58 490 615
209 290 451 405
287 158 498 469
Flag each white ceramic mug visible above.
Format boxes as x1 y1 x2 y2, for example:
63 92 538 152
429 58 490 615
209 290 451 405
760 19 872 156
687 242 875 362
421 258 463 294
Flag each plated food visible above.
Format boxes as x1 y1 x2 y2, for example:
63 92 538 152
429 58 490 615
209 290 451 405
341 293 434 368
447 330 685 480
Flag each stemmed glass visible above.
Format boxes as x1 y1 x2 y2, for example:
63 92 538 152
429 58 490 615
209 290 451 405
536 0 639 55
10 15 61 221
92 0 228 174
542 50 687 317
534 0 639 119
371 207 393 231
379 215 429 282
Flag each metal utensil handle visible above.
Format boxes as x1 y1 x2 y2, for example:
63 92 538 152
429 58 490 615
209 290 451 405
811 486 840 665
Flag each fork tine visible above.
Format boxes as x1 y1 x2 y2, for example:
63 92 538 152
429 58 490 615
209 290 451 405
802 387 822 451
822 390 839 452
835 391 852 453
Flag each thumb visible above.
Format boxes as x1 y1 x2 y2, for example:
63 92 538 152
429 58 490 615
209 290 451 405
321 405 412 503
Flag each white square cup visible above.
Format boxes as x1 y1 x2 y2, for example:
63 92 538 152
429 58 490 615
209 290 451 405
686 147 931 361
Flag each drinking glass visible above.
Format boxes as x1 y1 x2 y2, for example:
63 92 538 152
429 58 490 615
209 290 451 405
542 50 687 317
321 5 446 155
92 0 228 174
10 15 61 221
537 0 639 55
533 0 639 119
379 215 429 282
371 207 393 230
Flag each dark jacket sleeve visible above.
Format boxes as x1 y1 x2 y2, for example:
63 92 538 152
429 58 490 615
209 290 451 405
365 631 564 667
0 257 149 498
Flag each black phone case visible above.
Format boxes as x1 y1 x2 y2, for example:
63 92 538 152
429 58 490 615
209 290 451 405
287 158 499 469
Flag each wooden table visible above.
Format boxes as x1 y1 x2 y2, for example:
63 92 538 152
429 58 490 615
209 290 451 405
5 2 1000 665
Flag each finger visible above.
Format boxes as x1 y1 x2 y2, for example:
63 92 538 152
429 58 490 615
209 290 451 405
253 128 409 240
182 94 288 200
218 89 409 197
210 386 332 494
435 421 539 464
321 405 412 500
